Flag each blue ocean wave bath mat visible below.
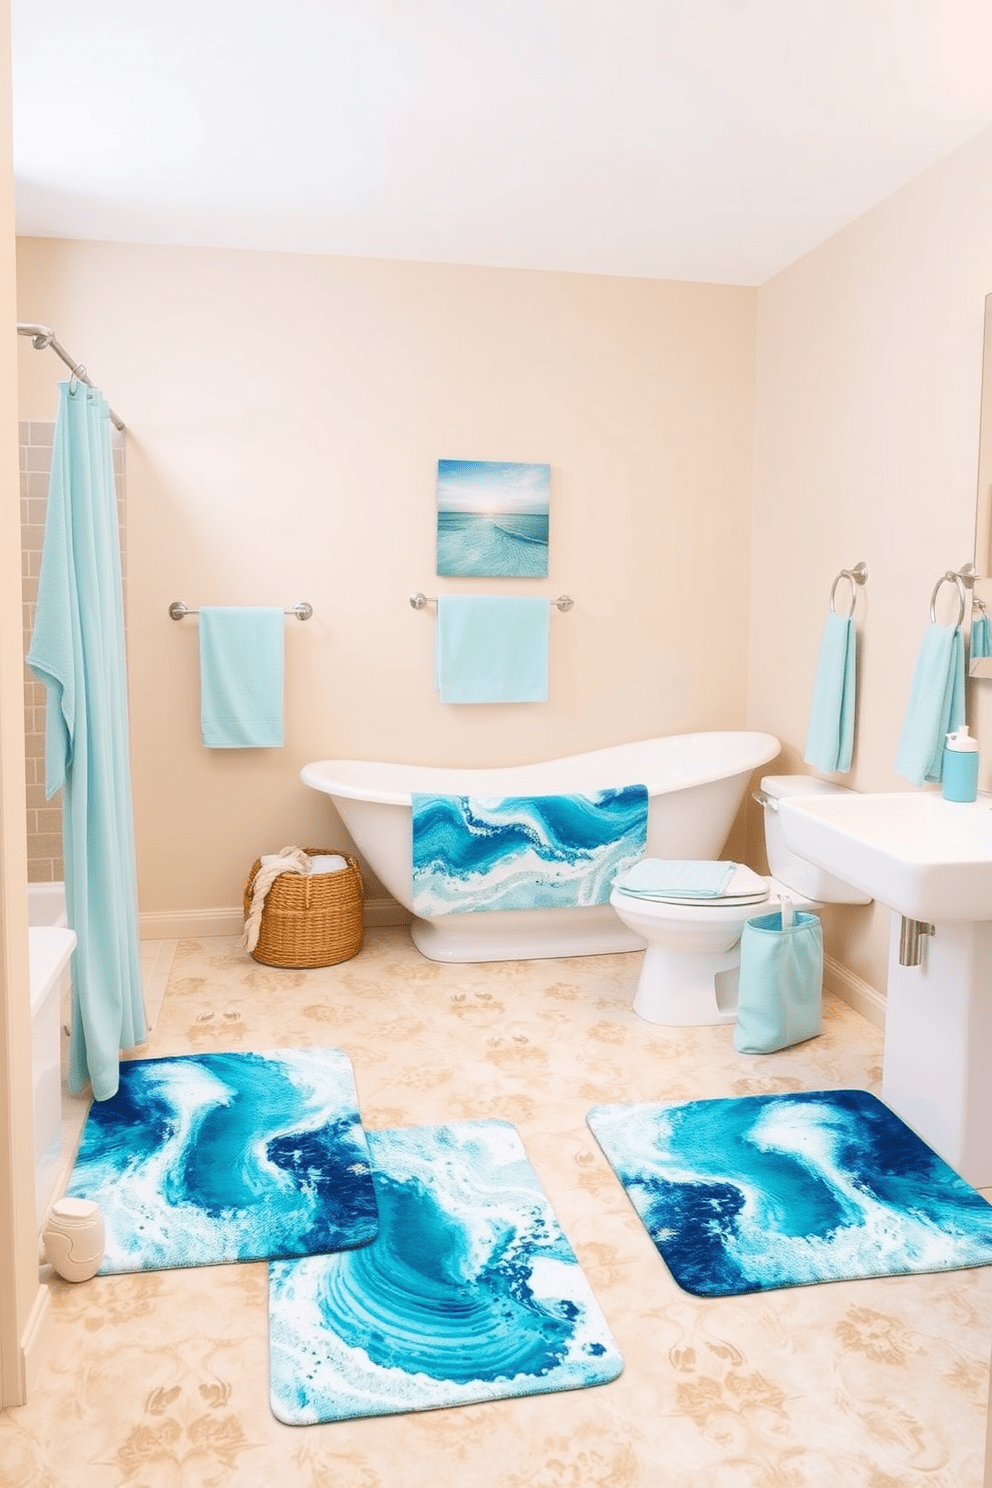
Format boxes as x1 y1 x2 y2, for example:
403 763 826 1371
587 1089 992 1298
268 1120 623 1425
65 1049 379 1273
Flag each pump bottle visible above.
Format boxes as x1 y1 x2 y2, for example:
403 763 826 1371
943 725 979 802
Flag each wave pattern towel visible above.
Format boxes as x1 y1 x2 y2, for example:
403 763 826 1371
411 786 649 914
435 595 549 704
895 623 965 785
199 607 285 747
803 611 856 774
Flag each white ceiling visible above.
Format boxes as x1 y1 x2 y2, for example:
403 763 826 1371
10 0 992 286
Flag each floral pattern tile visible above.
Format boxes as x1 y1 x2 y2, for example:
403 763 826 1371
2 926 990 1487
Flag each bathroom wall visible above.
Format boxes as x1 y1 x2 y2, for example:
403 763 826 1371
20 421 127 882
15 242 760 932
0 0 44 1407
750 126 992 1001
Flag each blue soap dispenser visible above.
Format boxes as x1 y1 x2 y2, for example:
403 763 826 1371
943 725 979 802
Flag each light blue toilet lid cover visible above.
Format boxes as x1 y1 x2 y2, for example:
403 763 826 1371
614 861 769 907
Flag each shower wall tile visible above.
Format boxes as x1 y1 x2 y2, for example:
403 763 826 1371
21 420 127 883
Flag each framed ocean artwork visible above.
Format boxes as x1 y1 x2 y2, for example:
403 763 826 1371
436 459 550 577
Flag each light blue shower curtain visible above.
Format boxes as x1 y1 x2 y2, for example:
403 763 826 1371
27 381 146 1100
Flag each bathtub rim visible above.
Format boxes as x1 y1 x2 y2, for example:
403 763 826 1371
301 730 781 805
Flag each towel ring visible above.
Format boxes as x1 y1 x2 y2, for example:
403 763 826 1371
929 572 967 627
829 561 868 617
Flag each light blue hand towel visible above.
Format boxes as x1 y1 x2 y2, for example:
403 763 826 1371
895 623 965 785
199 607 285 747
803 611 856 774
435 595 549 704
971 612 991 660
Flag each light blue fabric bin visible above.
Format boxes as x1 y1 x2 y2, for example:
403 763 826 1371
733 910 823 1055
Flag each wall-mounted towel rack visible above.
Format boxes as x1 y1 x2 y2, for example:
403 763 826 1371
410 592 574 611
829 561 868 615
169 600 313 621
929 564 975 626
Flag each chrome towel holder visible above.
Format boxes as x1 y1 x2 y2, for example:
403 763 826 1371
829 562 868 616
410 592 574 611
169 601 313 621
929 563 975 627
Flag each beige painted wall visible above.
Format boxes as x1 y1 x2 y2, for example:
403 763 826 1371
0 0 44 1406
13 128 992 988
750 126 992 996
16 243 759 924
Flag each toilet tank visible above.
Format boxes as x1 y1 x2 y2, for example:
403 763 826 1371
759 776 872 904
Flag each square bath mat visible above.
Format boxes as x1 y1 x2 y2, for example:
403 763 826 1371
587 1089 992 1298
65 1048 379 1274
268 1120 623 1424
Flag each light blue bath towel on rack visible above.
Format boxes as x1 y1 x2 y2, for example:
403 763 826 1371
435 595 549 704
803 611 857 774
199 607 285 747
894 622 965 785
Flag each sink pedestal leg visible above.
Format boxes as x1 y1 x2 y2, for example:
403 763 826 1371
882 916 992 1188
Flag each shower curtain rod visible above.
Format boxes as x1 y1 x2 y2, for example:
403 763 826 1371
17 322 126 431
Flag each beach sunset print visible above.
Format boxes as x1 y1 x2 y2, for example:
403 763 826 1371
436 459 550 577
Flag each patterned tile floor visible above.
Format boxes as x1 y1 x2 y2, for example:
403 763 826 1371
3 926 991 1486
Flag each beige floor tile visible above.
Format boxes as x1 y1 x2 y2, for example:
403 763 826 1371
3 927 989 1487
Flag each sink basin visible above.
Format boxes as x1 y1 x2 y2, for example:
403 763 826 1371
777 791 992 923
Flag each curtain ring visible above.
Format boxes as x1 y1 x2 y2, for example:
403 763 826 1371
929 572 966 627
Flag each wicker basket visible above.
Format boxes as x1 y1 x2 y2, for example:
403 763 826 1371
243 848 364 968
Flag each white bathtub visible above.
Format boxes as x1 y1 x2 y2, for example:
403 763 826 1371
28 883 74 1229
302 731 780 962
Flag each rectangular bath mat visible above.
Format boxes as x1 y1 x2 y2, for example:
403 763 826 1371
587 1089 992 1298
65 1048 378 1273
268 1119 623 1424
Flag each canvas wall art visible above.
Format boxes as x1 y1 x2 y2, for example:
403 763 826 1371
436 459 550 577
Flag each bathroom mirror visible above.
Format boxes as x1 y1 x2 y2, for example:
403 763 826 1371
971 292 992 679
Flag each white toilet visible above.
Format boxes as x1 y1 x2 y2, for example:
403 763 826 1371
610 775 871 1026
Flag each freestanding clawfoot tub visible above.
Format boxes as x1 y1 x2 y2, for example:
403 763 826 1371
301 731 780 963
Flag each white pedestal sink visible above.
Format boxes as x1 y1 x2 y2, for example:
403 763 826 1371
778 791 992 1187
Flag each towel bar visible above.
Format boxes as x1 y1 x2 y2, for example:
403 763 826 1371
169 601 313 621
410 592 573 611
829 562 868 616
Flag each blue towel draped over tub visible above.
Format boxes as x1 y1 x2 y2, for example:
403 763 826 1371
199 607 285 747
435 595 549 704
895 622 965 785
804 610 857 774
411 787 649 914
27 382 146 1101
